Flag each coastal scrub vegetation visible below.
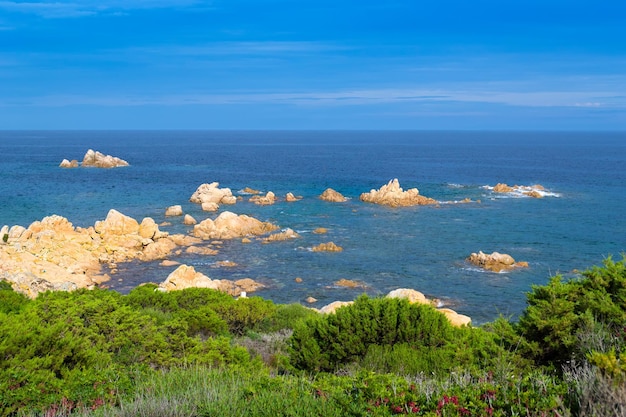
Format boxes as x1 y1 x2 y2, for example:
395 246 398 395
1 256 625 416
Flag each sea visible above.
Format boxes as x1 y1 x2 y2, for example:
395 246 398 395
1 130 625 324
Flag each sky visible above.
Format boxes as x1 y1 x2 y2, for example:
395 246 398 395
0 0 625 130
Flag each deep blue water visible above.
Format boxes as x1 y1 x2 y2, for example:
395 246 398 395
1 130 625 324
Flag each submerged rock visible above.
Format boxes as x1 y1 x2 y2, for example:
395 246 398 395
333 278 367 288
359 179 437 207
311 242 343 252
489 183 550 198
263 228 300 242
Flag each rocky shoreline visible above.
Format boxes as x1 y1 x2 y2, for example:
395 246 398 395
1 178 552 327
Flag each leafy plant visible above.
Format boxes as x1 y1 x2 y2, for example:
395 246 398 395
517 256 626 368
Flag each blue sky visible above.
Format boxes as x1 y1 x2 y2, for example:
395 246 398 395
1 0 625 130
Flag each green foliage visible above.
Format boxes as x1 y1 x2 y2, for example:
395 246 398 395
0 288 258 415
259 303 320 332
212 296 277 336
0 280 29 314
2 233 8 243
517 256 626 367
288 295 511 374
125 285 277 336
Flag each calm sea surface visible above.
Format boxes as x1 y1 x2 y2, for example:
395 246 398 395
1 130 624 324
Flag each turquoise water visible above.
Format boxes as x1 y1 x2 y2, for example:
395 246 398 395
1 130 624 324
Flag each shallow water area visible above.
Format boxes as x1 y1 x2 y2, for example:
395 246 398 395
1 130 624 324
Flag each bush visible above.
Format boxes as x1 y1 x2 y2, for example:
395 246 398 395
517 256 626 368
0 288 260 415
288 295 511 374
0 280 29 314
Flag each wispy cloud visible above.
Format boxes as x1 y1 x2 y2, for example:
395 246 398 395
125 41 346 57
0 0 207 18
6 88 625 109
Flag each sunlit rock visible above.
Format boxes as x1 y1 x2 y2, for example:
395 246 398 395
360 179 436 207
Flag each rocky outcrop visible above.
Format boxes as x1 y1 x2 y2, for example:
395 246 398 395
59 150 129 168
159 265 220 291
165 205 183 216
311 242 343 252
242 187 261 195
81 149 129 168
190 182 237 206
285 192 301 202
386 288 430 305
59 159 79 168
386 288 471 327
158 264 263 296
319 188 348 202
319 301 353 314
360 179 437 207
0 210 180 298
192 211 278 240
467 251 529 273
333 278 366 288
201 202 220 212
250 191 276 206
183 214 197 225
263 228 300 243
489 183 549 198
438 308 472 327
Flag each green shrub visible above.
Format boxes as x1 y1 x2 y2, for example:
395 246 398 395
288 295 510 374
212 297 278 336
517 256 626 368
259 303 320 332
0 288 260 415
0 280 29 314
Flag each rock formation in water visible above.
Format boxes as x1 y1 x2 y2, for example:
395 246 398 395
193 211 278 240
311 242 343 252
249 191 277 205
59 149 129 168
466 251 529 273
158 264 263 296
285 192 302 202
263 228 300 242
59 159 79 168
319 188 348 202
81 149 129 168
165 205 183 216
190 182 237 206
183 214 197 225
491 183 547 198
333 278 367 288
359 179 437 207
0 210 183 297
